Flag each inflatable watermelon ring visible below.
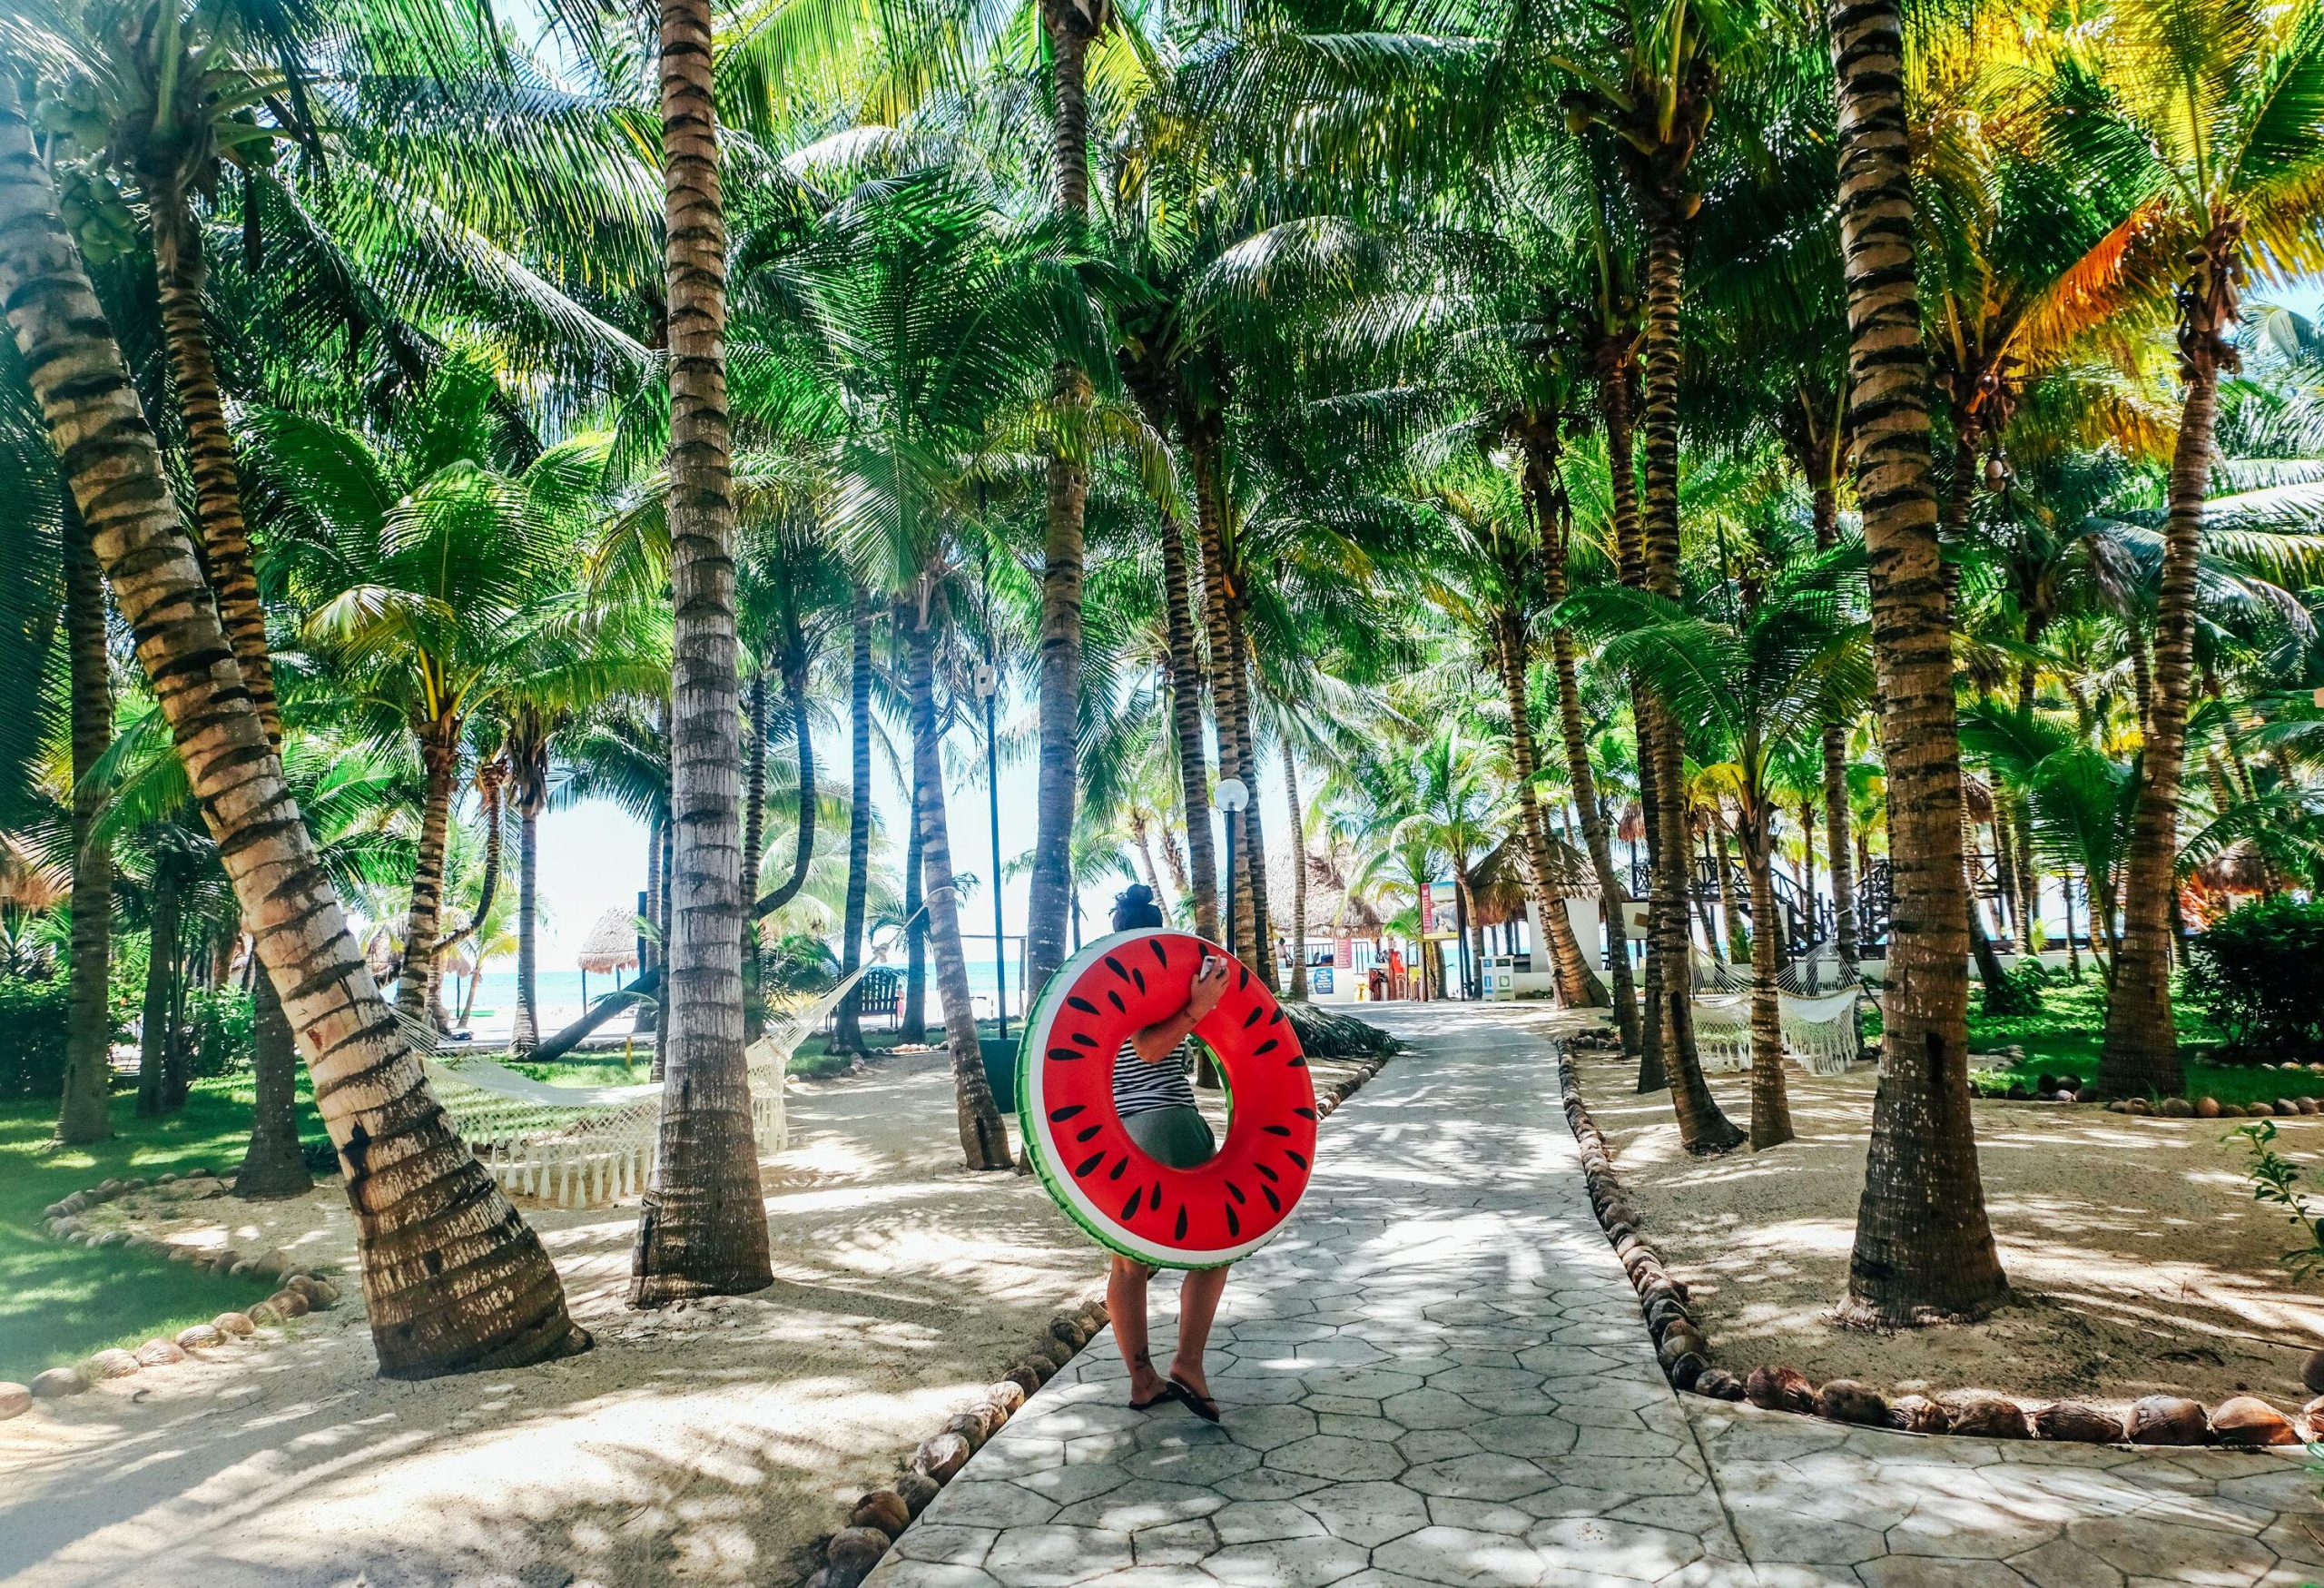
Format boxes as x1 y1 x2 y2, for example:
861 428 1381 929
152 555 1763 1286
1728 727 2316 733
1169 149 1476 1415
1019 931 1317 1270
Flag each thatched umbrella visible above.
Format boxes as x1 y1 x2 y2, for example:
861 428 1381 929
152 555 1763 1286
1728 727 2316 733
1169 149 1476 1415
577 906 639 1003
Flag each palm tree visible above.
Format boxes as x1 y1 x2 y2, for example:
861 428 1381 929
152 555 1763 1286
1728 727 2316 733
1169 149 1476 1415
56 498 114 1144
257 360 651 1033
1824 0 2008 1325
2027 0 2324 1095
1566 526 1875 1149
738 173 1103 1165
1560 0 1752 1151
629 0 776 1302
1023 0 1115 1003
832 592 878 1052
0 76 587 1376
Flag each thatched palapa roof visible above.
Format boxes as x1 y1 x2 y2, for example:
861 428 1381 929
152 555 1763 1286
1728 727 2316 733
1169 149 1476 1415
578 907 641 973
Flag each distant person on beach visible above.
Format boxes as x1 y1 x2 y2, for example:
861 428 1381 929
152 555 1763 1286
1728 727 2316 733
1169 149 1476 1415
1105 884 1231 1421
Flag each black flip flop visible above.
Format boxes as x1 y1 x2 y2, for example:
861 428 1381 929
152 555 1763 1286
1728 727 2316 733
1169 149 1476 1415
1128 1387 1172 1411
1167 1374 1221 1424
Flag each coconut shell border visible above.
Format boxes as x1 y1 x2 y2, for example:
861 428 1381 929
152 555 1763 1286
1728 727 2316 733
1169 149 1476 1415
5 1170 349 1419
1554 1032 2312 1454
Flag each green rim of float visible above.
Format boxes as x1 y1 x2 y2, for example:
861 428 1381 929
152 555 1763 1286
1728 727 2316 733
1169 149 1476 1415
1018 930 1317 1270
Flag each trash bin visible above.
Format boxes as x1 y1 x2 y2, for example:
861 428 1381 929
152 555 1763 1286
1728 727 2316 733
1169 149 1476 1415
980 1037 1019 1108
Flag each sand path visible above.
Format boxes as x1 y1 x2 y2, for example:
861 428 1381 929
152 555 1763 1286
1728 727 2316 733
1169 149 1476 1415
0 1049 1105 1588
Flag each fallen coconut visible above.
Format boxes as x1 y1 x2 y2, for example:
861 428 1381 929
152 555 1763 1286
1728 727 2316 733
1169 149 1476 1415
2211 1396 2299 1448
894 1471 940 1516
1745 1366 1816 1415
2124 1395 2210 1445
850 1491 911 1539
1817 1380 1889 1427
2033 1401 2121 1443
30 1367 88 1399
1938 1389 2028 1438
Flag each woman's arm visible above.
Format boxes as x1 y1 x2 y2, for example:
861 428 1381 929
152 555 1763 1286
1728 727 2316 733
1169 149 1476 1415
1129 954 1230 1062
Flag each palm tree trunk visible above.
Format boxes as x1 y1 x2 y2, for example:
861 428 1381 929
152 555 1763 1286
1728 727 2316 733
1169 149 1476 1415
1740 793 1795 1149
1965 810 2014 1001
138 849 179 1119
1992 804 2019 943
1809 474 1860 969
742 666 768 1038
1494 602 1607 1008
1157 819 1192 901
655 766 677 1075
1640 215 1743 1154
1635 738 1666 1092
1550 616 1633 1031
1159 508 1221 940
1827 0 2006 1324
751 658 815 919
1823 718 1858 964
1800 797 1817 940
2062 870 2082 977
236 974 313 1198
1285 752 1309 1001
149 160 320 1187
2100 222 2239 1096
0 87 586 1375
1226 598 1275 986
512 787 542 1050
2127 621 2153 744
1196 461 1259 966
835 597 875 1053
58 498 113 1145
1600 340 1666 1088
398 723 460 1031
639 812 664 1038
633 0 774 1306
1129 812 1166 900
146 163 278 748
903 772 928 1044
1026 7 1096 1004
909 602 1011 1169
1708 799 1739 957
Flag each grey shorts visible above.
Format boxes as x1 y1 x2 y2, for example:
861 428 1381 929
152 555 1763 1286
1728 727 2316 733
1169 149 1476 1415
1121 1104 1216 1169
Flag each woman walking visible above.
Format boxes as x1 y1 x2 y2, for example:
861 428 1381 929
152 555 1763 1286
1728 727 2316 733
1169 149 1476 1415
1104 885 1233 1419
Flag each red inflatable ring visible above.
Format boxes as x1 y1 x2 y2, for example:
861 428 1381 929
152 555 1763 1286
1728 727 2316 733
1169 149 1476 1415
1019 930 1317 1269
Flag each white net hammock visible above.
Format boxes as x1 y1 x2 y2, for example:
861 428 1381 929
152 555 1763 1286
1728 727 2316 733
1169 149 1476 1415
1693 986 1866 1077
423 971 865 1208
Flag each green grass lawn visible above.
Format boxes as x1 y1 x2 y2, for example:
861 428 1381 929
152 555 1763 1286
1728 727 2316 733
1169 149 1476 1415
1871 975 2310 1107
0 1076 331 1379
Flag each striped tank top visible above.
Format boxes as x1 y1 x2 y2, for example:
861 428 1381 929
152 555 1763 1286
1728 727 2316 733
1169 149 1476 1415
1113 1038 1199 1118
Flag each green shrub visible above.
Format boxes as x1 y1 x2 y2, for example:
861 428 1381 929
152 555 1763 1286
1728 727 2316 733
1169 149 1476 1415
2186 898 2324 1061
0 975 72 1100
184 985 254 1077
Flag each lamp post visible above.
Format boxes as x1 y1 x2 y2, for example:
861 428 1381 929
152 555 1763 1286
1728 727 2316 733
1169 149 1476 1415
975 658 1007 1040
1216 776 1250 961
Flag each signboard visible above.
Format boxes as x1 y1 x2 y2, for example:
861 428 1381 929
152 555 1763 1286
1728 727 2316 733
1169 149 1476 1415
1619 902 1651 941
1424 881 1462 938
1312 967 1334 995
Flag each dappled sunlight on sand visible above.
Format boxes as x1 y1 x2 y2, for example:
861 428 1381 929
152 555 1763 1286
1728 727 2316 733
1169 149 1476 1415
1572 1041 2324 1409
0 1048 1111 1588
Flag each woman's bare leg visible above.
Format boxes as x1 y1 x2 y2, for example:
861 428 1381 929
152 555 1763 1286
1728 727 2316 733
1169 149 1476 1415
1169 1266 1230 1398
1108 1255 1167 1403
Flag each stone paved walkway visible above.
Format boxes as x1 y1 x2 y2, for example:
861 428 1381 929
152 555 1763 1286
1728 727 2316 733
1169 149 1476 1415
867 1004 2321 1588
